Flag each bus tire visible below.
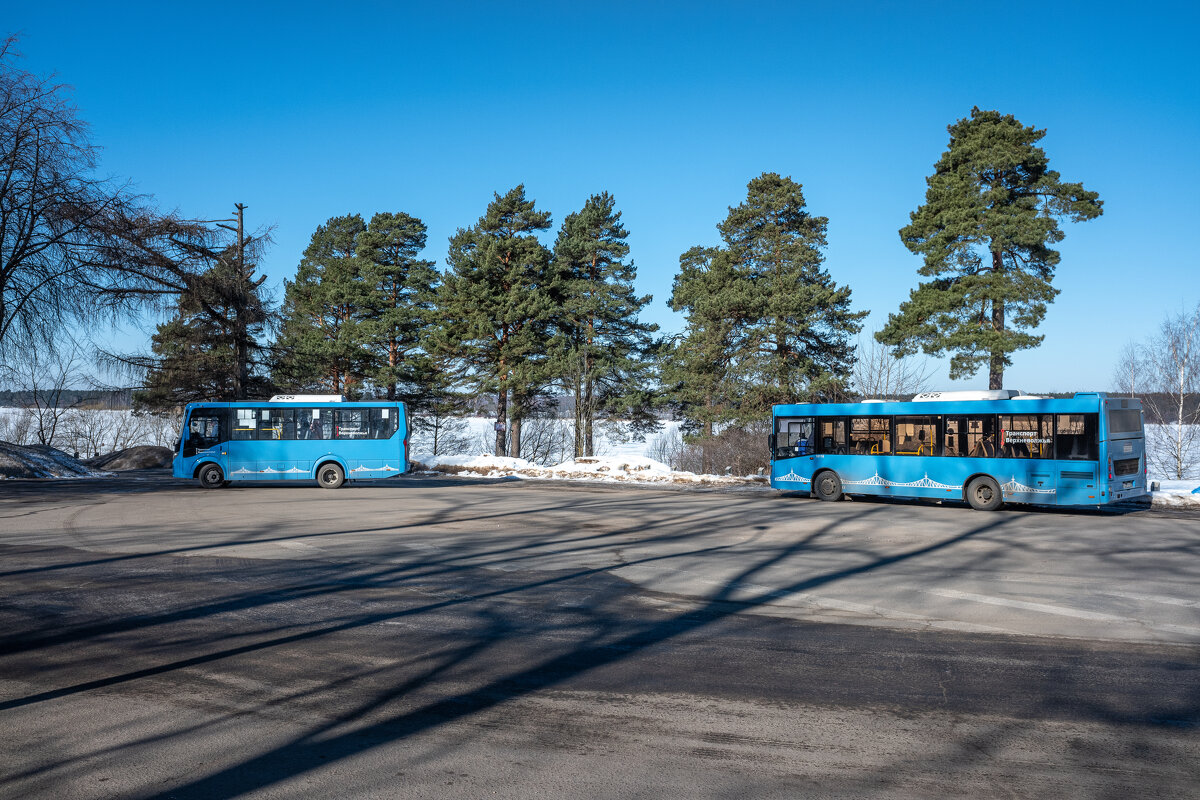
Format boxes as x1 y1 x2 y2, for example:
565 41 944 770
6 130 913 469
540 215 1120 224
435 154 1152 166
966 476 1002 511
197 463 225 489
813 470 843 502
317 462 345 489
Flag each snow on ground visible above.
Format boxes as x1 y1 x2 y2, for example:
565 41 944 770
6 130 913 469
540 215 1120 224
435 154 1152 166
0 441 114 480
421 452 769 489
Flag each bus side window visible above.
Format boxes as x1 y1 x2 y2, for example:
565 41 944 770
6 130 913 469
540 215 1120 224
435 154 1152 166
895 416 937 456
943 416 962 457
965 416 998 458
370 408 396 439
849 417 890 455
1056 414 1098 460
233 408 257 440
999 414 1051 459
816 418 846 454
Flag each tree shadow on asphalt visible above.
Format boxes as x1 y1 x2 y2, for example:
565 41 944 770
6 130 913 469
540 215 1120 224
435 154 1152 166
0 479 1197 797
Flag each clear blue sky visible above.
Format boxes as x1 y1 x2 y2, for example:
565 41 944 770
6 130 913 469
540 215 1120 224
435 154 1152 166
6 1 1198 391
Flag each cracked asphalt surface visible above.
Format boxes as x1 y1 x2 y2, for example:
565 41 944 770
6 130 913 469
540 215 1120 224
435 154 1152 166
0 472 1197 798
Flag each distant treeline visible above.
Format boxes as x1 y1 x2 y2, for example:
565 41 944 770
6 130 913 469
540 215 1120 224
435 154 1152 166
0 389 133 408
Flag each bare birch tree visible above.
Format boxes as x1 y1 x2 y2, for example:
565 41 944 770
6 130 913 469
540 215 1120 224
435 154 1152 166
1142 305 1200 480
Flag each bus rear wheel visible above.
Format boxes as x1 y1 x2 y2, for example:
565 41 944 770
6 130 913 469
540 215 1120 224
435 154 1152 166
197 463 225 489
813 470 843 502
966 476 1002 511
317 462 345 489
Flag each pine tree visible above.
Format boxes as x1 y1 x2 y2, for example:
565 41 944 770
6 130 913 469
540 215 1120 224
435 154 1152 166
723 173 864 406
274 215 373 396
356 212 440 401
551 192 658 457
877 107 1103 389
667 174 863 443
434 186 555 457
665 245 753 440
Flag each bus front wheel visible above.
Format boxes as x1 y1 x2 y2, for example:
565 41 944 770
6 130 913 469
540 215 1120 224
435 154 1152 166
317 462 345 489
814 470 843 502
197 463 225 489
966 476 1002 511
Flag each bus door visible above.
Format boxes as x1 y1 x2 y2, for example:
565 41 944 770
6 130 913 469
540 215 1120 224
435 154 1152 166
226 408 260 479
1055 413 1100 503
182 409 228 466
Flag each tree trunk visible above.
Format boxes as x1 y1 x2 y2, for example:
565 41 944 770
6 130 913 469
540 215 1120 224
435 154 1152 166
495 382 507 457
573 374 583 459
509 412 522 460
989 251 1005 390
387 338 397 401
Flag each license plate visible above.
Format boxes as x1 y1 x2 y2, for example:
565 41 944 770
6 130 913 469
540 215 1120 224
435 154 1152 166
1122 480 1133 489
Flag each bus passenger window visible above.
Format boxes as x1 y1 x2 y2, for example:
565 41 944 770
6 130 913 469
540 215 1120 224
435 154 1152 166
965 416 998 458
1056 414 1098 460
370 408 397 439
849 417 890 455
895 416 937 456
999 414 1051 459
335 409 369 439
816 418 846 454
233 409 257 440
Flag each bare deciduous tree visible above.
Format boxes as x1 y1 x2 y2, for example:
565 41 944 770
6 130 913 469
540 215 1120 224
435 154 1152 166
1140 305 1200 480
1111 340 1146 398
852 332 935 399
0 37 132 363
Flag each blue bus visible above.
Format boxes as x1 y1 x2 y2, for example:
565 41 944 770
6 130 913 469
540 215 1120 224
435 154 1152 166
769 391 1147 510
173 395 410 489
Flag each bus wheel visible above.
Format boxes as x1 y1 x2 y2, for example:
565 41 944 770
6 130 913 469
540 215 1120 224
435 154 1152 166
197 463 225 489
814 470 843 502
966 476 1002 511
317 462 345 489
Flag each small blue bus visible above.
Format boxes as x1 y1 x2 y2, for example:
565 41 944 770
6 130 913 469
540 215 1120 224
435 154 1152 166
769 391 1147 510
173 395 409 489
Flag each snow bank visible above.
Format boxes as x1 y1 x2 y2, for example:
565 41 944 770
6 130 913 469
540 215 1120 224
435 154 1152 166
420 452 769 488
1151 481 1200 508
0 442 114 480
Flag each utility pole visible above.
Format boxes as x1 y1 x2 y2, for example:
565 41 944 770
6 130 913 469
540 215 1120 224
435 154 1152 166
215 203 262 400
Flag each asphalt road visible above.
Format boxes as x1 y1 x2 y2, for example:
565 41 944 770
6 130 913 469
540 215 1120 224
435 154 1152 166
0 473 1197 799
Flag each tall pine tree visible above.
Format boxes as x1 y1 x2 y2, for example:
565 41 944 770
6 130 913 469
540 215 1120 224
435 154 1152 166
667 174 862 440
356 212 440 402
551 192 658 457
434 186 555 457
274 215 372 395
877 108 1102 388
723 173 864 406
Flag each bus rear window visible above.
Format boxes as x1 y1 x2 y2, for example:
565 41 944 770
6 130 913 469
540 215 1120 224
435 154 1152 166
1107 409 1142 435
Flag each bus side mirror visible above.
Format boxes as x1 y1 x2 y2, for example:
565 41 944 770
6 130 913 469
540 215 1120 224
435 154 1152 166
768 433 777 455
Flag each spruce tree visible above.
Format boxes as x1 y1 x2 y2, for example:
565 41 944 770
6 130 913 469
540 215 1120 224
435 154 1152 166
274 215 373 396
434 186 555 458
356 212 440 401
551 192 658 457
132 238 272 410
877 107 1103 389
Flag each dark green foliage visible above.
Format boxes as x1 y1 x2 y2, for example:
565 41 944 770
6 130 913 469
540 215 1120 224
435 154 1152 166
550 192 659 457
877 108 1103 388
356 212 440 401
667 174 863 444
273 215 374 396
135 256 272 409
433 186 555 457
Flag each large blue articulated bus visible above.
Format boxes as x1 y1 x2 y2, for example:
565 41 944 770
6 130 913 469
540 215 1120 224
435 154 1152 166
173 395 409 489
769 391 1147 510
